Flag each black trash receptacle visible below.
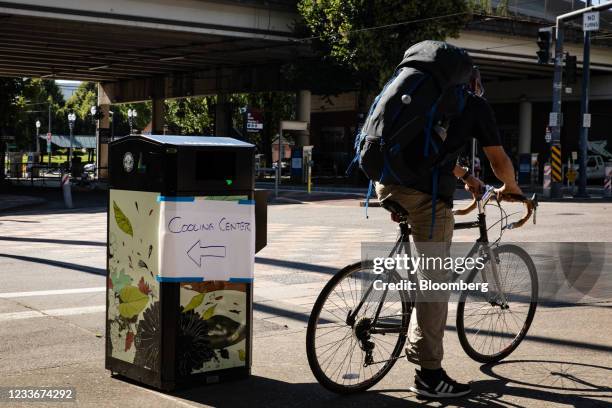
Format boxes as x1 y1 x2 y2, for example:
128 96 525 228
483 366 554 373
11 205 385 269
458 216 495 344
105 135 264 391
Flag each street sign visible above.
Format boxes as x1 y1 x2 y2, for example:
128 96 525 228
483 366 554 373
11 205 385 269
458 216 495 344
98 128 111 144
0 135 15 141
246 109 263 133
572 151 578 161
549 112 562 127
583 113 592 128
545 127 552 143
584 11 600 32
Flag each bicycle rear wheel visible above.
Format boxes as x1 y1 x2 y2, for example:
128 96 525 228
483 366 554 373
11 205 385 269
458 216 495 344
306 261 411 394
456 244 538 364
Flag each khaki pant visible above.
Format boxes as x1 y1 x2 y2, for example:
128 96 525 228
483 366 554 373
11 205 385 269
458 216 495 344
375 183 454 370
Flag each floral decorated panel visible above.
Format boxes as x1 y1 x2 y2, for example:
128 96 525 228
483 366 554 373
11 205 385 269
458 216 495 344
178 281 247 376
107 190 161 371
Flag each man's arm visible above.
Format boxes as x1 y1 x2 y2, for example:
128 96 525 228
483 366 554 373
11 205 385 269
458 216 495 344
453 164 484 194
482 146 523 195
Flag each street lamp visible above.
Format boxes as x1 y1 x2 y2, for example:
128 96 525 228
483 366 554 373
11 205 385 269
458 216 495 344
110 111 115 141
35 120 41 154
127 108 137 135
67 112 76 171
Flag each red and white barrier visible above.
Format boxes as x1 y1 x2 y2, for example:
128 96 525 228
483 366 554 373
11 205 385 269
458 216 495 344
605 166 612 198
543 164 551 198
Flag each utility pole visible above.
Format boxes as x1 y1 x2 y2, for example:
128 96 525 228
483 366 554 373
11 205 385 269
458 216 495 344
577 0 592 197
549 21 564 199
548 0 612 198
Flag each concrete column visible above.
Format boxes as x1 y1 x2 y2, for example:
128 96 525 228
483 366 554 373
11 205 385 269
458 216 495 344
215 93 231 137
518 99 532 155
295 90 311 146
97 83 113 179
151 76 165 134
152 98 165 134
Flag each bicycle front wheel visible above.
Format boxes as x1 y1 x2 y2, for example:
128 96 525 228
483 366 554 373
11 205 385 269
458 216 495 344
457 244 538 364
306 261 411 394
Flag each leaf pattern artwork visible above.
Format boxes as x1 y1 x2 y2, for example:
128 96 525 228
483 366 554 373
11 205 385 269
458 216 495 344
137 277 152 296
110 268 132 293
202 305 216 320
125 331 134 352
118 286 149 319
134 301 161 371
113 201 133 237
183 293 205 313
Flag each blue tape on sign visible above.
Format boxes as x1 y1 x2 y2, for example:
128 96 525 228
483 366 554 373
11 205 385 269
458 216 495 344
229 277 254 283
156 276 204 282
157 196 195 202
238 199 255 205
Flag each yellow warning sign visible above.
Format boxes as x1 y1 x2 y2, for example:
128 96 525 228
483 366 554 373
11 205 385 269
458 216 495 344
551 145 562 182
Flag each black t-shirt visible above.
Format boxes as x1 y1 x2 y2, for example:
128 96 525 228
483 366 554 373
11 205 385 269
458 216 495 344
446 93 502 151
399 93 501 204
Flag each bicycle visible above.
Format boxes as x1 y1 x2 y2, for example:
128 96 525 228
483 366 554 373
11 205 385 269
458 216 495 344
306 185 539 394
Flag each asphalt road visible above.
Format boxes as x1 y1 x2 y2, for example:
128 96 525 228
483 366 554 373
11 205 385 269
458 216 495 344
0 190 611 407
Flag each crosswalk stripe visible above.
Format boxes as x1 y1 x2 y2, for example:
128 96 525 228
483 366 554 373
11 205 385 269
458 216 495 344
0 287 105 298
0 305 105 322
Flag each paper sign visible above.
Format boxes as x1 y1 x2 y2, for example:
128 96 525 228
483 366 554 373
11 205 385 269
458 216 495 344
158 197 255 282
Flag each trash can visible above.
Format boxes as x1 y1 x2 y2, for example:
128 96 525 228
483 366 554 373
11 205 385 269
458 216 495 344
106 135 266 391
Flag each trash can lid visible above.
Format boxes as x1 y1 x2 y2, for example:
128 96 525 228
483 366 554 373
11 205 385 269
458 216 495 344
141 134 254 148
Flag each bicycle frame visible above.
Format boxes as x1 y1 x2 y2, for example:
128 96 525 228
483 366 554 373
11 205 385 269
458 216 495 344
348 192 509 337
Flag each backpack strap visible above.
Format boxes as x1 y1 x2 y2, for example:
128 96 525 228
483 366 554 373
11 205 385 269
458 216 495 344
423 100 441 239
364 180 374 219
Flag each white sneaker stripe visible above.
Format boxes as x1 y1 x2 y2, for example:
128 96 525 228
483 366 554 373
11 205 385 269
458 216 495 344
447 384 453 394
435 382 444 392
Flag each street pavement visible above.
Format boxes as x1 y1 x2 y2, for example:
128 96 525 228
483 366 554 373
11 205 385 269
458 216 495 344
0 190 611 407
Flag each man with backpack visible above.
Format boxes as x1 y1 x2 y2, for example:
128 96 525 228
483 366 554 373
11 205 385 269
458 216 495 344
353 41 523 398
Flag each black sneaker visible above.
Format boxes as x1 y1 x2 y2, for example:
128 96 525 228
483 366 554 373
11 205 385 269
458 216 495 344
409 369 471 398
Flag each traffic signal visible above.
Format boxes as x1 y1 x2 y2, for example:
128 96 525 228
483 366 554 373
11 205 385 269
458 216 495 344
537 29 551 64
565 54 577 84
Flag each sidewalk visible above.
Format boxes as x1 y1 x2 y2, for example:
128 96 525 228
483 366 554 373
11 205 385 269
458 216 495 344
0 194 46 212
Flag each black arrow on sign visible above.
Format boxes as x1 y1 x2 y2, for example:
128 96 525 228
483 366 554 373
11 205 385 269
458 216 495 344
187 240 226 267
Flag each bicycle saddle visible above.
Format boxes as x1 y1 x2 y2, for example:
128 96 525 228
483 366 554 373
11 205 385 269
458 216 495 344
380 199 409 217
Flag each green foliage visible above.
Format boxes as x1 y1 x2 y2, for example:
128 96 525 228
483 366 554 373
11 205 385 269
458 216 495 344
297 0 469 89
165 97 214 135
2 78 64 150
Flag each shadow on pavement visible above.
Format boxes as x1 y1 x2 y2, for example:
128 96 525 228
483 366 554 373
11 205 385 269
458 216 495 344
481 360 612 393
0 253 106 276
255 256 337 274
0 235 105 247
167 373 609 407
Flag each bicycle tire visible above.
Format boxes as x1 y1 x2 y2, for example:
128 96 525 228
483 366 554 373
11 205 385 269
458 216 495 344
456 244 538 364
306 261 411 394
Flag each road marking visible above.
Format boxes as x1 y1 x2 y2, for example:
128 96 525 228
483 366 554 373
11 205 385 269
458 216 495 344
0 287 105 298
0 305 105 322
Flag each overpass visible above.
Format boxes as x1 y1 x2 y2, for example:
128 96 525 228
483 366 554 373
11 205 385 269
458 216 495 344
3 0 612 176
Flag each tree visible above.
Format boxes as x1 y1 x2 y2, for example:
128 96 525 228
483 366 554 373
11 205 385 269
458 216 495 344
0 78 24 137
165 97 214 135
297 0 469 94
12 78 64 150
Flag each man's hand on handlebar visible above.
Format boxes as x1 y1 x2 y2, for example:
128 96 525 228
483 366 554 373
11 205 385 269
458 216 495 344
463 174 485 195
494 182 524 201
